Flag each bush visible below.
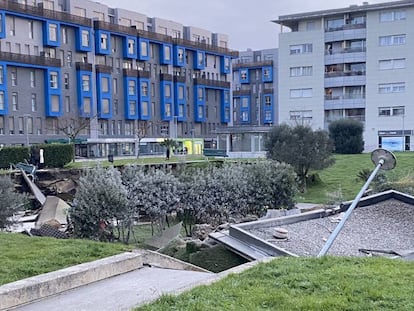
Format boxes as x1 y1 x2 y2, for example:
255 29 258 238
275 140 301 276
0 146 30 169
38 144 73 168
329 119 364 154
0 175 28 229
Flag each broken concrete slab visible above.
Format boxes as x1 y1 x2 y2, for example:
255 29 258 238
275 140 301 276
35 196 70 228
145 222 182 249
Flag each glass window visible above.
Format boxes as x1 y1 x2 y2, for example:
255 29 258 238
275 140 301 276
141 101 149 116
198 105 203 118
51 95 59 112
165 103 171 117
83 97 91 113
290 88 313 98
50 71 58 88
128 38 135 54
129 101 136 115
0 66 3 84
164 84 171 98
141 81 148 96
140 41 148 56
101 76 109 92
178 85 184 99
100 33 108 50
102 99 110 114
81 30 89 47
0 91 4 110
12 92 18 111
11 68 17 86
378 82 405 94
164 45 171 61
82 75 90 91
128 80 136 95
49 23 57 41
31 93 37 111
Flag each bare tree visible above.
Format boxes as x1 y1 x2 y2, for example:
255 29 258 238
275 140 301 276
57 117 90 162
134 120 152 159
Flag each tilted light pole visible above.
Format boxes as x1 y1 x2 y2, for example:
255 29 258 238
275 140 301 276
318 148 397 257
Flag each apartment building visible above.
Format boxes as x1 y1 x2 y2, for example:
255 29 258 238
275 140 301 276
215 48 278 157
0 0 236 157
274 0 414 151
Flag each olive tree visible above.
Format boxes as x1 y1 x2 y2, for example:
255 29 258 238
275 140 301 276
71 165 128 241
265 124 334 191
329 119 364 154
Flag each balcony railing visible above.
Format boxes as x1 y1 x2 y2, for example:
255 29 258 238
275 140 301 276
76 62 93 71
173 38 238 57
0 0 91 27
233 89 250 96
173 75 186 83
232 60 273 69
325 115 365 123
325 23 366 32
94 20 138 36
325 71 365 78
95 64 112 74
0 51 61 67
263 88 274 94
325 47 366 55
160 73 173 81
194 78 230 88
325 94 365 101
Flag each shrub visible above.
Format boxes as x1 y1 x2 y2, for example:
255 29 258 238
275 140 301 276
329 119 364 154
38 144 73 168
0 175 28 229
0 146 30 169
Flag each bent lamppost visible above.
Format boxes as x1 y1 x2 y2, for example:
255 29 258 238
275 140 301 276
318 148 397 257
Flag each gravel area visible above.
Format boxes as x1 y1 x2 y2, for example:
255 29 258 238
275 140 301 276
249 199 414 257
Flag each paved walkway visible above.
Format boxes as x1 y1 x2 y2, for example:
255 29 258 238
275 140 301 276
13 267 215 311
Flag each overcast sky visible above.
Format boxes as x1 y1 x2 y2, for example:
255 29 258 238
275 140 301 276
98 0 392 51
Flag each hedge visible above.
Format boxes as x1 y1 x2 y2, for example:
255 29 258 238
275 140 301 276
0 144 73 169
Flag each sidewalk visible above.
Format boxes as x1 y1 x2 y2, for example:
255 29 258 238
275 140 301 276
12 267 215 311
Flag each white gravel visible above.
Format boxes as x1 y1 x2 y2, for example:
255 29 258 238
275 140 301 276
249 199 414 257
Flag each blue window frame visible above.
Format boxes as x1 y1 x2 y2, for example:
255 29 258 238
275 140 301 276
139 78 151 120
138 38 150 61
75 27 92 52
174 82 186 121
0 11 5 39
45 69 62 116
124 77 138 119
160 43 173 65
240 69 250 83
124 36 137 59
221 56 231 74
194 85 206 122
240 95 250 123
194 50 205 70
221 89 231 123
95 30 111 55
160 80 173 120
0 63 7 114
263 94 274 124
173 46 186 67
96 73 112 119
76 70 93 117
43 21 60 47
262 66 273 82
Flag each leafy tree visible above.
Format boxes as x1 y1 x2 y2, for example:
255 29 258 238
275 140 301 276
265 124 334 191
122 165 180 235
71 165 128 241
245 160 297 212
0 176 27 230
329 119 364 154
57 117 90 162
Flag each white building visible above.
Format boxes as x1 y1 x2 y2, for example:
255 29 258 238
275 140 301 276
274 0 414 151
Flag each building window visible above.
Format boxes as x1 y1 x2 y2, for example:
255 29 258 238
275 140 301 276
290 43 312 54
61 26 68 44
378 82 405 94
101 77 109 92
290 110 312 120
290 88 313 98
265 110 272 121
67 51 72 67
27 117 33 134
49 23 58 42
140 41 148 57
51 95 59 112
164 84 171 98
83 97 91 113
28 21 34 39
30 70 35 87
0 91 4 110
380 10 406 22
0 66 3 85
290 66 313 77
379 106 405 116
164 45 171 61
197 87 204 101
113 78 118 94
64 73 69 89
9 117 14 134
141 81 148 96
165 103 171 117
197 52 203 66
12 92 18 111
128 38 135 54
82 75 90 91
178 48 184 63
241 97 249 108
263 68 271 79
100 33 108 50
81 30 89 47
128 80 136 95
102 99 110 114
31 93 37 111
198 105 204 119
379 58 405 70
178 85 184 100
241 111 249 122
11 68 17 86
65 96 70 113
113 99 118 115
9 17 15 36
379 34 406 46
0 116 4 135
178 105 184 117
50 71 58 88
129 101 136 115
264 95 272 106
142 101 149 116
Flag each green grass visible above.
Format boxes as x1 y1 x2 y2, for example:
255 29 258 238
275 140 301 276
65 155 207 169
136 256 414 311
300 152 414 203
0 232 132 285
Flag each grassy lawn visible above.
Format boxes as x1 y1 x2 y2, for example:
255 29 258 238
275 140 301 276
0 232 133 285
137 256 414 311
299 152 414 204
65 155 207 169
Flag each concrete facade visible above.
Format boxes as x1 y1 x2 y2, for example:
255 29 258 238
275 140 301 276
274 0 414 151
0 0 236 157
